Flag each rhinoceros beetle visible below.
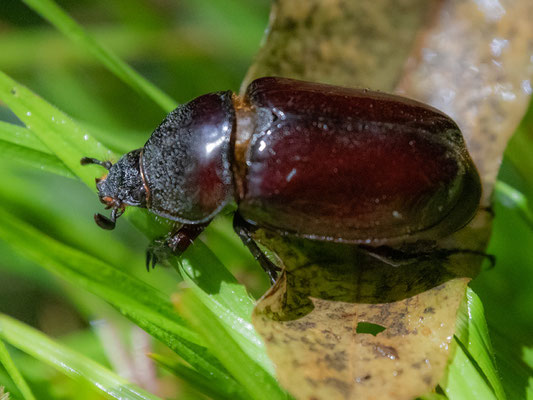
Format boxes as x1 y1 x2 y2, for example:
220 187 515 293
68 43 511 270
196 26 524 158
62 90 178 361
82 77 481 282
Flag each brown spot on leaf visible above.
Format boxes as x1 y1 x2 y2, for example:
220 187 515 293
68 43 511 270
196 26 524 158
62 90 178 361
355 374 372 384
324 351 348 371
373 344 400 360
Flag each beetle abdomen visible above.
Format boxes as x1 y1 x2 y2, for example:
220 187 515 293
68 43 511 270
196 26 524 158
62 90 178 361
238 78 481 245
141 91 235 223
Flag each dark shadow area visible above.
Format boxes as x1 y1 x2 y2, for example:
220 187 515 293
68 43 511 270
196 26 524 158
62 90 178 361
254 229 482 321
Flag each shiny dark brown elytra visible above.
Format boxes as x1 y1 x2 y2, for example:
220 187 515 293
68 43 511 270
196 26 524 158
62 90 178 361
82 77 482 283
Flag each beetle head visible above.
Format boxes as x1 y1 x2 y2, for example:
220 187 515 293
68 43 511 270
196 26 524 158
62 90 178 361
81 149 147 230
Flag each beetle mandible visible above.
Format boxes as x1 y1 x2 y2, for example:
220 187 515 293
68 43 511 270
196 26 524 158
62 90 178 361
82 77 481 282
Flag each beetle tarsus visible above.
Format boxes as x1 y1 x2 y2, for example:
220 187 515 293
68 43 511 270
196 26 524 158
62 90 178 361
233 213 281 285
145 251 151 272
145 250 159 272
145 237 168 270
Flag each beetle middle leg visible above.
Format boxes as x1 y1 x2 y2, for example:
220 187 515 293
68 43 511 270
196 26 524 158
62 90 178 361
146 223 209 270
233 213 281 284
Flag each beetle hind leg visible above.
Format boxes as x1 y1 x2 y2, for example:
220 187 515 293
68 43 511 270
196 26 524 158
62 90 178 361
233 213 281 284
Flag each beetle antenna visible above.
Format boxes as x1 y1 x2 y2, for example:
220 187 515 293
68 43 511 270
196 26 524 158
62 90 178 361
81 157 113 170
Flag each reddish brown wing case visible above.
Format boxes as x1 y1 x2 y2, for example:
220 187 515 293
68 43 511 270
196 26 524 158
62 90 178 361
237 77 481 245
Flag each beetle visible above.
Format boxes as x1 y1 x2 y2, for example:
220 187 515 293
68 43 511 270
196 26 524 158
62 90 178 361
82 77 481 282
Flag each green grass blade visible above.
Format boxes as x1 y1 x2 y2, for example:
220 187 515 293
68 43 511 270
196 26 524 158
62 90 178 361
485 328 533 400
0 339 36 400
443 341 498 400
505 100 533 190
494 181 533 230
21 0 177 112
149 353 247 400
177 289 288 400
0 120 74 177
0 119 133 179
0 118 134 161
0 70 117 188
0 139 74 178
0 121 50 153
175 242 274 375
0 314 160 400
440 288 506 400
179 240 255 321
454 288 507 399
0 207 234 383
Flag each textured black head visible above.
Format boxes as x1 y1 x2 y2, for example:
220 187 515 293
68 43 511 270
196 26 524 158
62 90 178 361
81 149 147 230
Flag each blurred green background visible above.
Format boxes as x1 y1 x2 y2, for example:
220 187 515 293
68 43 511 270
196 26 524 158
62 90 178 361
0 1 271 398
0 0 532 399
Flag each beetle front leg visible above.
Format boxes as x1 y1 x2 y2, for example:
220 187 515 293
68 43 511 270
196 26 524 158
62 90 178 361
146 223 209 271
233 213 281 284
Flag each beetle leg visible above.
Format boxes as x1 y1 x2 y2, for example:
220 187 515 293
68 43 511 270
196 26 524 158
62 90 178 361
437 248 496 268
358 245 429 266
358 248 411 267
146 237 170 271
146 250 156 272
167 223 209 254
359 245 495 268
145 223 209 271
233 213 281 284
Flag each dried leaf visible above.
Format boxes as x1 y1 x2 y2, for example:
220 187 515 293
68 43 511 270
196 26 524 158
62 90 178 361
255 281 469 400
251 233 480 400
242 0 437 92
396 0 533 204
